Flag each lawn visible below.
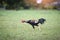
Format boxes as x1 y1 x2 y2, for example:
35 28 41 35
0 10 60 40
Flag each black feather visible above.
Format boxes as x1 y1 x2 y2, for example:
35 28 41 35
38 18 46 24
25 18 46 29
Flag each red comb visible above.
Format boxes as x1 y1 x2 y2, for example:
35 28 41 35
21 20 25 23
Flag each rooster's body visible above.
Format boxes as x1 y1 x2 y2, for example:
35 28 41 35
22 18 46 29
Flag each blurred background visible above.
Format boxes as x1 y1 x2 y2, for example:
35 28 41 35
0 0 60 10
0 0 60 40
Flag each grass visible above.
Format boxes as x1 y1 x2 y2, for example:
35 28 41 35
0 10 60 40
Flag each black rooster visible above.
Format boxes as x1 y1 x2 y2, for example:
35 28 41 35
22 18 46 29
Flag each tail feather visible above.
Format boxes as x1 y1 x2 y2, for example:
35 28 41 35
38 18 46 24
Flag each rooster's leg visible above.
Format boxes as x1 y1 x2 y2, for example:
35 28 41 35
38 26 41 31
32 25 35 29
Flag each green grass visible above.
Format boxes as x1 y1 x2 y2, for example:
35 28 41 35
0 10 60 40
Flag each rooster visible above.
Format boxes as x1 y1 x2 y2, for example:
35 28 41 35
22 18 46 29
